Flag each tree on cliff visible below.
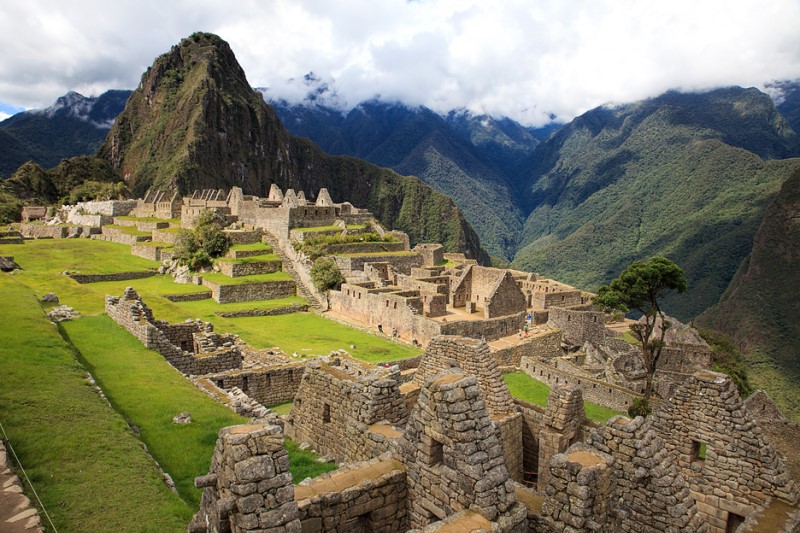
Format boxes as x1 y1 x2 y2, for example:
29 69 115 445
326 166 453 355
593 256 687 411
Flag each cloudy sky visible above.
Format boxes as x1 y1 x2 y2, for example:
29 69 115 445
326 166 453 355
1 0 799 125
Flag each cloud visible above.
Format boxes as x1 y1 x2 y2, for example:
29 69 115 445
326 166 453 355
1 0 799 125
0 111 10 122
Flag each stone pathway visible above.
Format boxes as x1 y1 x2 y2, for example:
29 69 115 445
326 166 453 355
0 442 43 532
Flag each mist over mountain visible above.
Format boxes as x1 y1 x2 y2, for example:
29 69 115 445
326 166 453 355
0 90 131 178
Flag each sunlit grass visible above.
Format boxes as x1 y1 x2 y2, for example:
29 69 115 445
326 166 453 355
503 371 623 423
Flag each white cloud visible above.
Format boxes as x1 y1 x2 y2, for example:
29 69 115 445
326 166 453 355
1 0 799 125
0 111 10 122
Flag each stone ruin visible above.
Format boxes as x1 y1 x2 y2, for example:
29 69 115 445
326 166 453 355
191 332 799 532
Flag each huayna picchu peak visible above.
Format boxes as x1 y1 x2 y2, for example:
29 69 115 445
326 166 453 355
98 32 488 262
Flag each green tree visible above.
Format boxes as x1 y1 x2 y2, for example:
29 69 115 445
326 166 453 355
310 257 344 292
593 256 687 405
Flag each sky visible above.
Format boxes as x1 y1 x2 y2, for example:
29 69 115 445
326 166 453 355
1 0 799 125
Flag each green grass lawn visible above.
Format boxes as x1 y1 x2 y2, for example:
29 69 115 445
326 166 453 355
208 313 422 363
0 276 192 532
105 224 154 237
61 315 248 507
154 295 307 322
228 242 272 252
503 371 623 423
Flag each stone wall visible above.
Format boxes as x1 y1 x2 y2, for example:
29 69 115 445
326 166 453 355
324 241 406 255
189 423 301 533
206 365 305 407
547 307 608 346
493 330 562 367
537 385 586 489
68 270 156 284
294 456 408 532
520 357 641 413
131 243 167 261
105 288 242 376
651 370 798 531
164 291 212 302
223 229 262 245
203 279 296 304
413 336 522 481
217 259 282 278
19 224 96 239
287 355 408 464
151 228 185 246
74 200 137 216
540 444 616 532
439 311 526 341
333 253 422 275
400 371 527 530
585 415 707 532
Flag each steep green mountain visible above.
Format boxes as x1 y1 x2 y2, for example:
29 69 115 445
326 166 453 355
773 80 800 140
697 168 800 420
270 100 540 259
97 32 488 262
0 90 130 178
512 88 800 319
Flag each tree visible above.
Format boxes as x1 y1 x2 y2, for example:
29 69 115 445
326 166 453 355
593 256 687 406
310 257 344 292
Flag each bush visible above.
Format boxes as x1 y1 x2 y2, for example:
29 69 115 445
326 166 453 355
310 257 344 292
173 229 199 262
627 398 652 418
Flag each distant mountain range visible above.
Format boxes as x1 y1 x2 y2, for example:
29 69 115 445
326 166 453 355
0 90 131 177
2 35 800 322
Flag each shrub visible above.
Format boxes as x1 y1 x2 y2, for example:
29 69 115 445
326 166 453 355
310 257 344 292
627 398 652 418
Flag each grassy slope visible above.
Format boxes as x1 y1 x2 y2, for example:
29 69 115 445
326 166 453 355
503 371 622 423
60 315 247 506
0 276 191 532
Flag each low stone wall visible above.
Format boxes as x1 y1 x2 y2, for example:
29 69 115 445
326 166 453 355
19 224 97 239
131 243 173 261
0 440 44 531
520 357 640 412
439 311 526 341
164 291 212 302
217 259 282 277
202 279 297 304
105 289 242 376
324 241 406 255
493 329 562 367
295 457 408 532
74 199 137 216
223 229 262 245
215 303 309 318
151 228 184 246
206 365 305 406
333 252 422 275
100 226 151 245
375 354 422 371
68 270 156 284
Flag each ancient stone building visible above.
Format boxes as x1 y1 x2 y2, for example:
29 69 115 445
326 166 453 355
651 370 798 532
286 354 408 464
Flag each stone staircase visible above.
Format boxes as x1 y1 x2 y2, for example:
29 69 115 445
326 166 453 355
261 231 327 311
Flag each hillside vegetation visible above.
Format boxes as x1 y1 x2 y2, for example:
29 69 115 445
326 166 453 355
97 32 488 262
512 88 800 320
698 167 800 419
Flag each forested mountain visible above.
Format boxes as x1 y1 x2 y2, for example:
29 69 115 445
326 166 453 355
93 33 487 262
270 99 549 259
0 90 130 178
698 167 800 419
511 88 800 319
